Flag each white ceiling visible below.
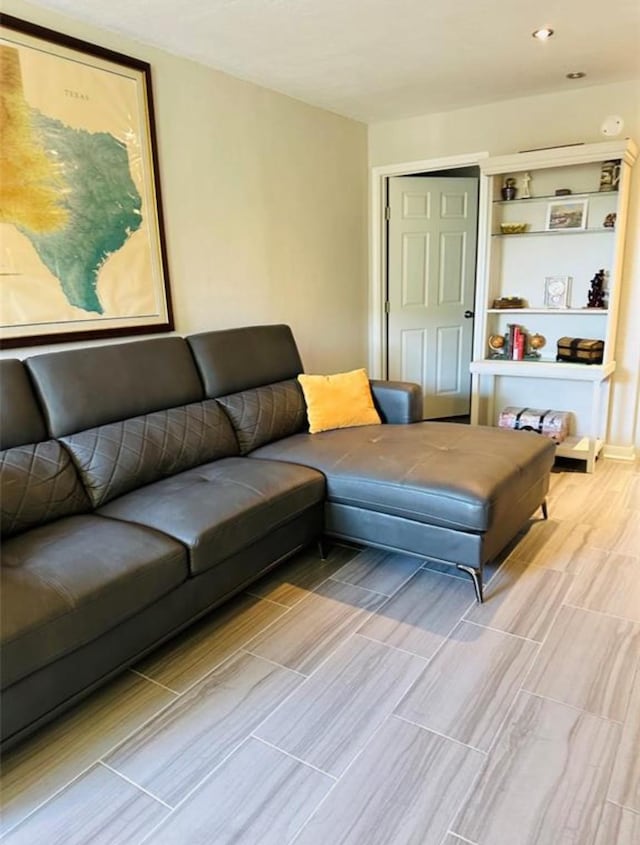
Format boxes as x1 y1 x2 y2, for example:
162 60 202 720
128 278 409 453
25 0 640 122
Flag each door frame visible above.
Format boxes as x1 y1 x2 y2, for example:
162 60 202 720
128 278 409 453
369 151 490 379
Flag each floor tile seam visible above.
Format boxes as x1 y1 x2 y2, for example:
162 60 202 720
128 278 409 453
137 594 297 696
137 734 261 828
354 631 432 663
128 668 180 696
446 830 478 845
329 559 428 601
249 734 338 780
512 568 574 692
402 600 478 677
0 759 100 839
391 712 489 756
326 574 392 598
518 688 625 725
97 760 174 810
98 647 264 771
173 604 297 695
604 657 640 808
459 618 544 645
441 713 491 844
419 563 466 581
605 798 640 816
471 644 545 759
250 629 428 754
244 589 292 609
560 600 640 626
288 705 421 844
240 633 364 746
241 649 309 677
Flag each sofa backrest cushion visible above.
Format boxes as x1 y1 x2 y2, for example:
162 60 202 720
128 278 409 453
1 441 90 537
26 337 203 438
0 360 47 449
188 325 303 398
60 400 239 507
217 379 307 455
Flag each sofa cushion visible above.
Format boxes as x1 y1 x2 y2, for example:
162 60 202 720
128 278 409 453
217 380 307 455
298 369 381 434
188 324 303 398
0 441 90 537
0 360 47 450
1 515 187 688
99 456 325 576
27 337 203 437
251 421 556 533
61 400 239 508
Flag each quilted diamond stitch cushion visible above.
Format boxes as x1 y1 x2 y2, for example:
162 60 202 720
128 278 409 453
61 400 239 508
1 441 90 537
217 379 307 455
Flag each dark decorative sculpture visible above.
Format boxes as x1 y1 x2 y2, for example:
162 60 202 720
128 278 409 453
587 269 607 309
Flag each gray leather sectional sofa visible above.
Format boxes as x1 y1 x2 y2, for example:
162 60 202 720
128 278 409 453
0 324 555 748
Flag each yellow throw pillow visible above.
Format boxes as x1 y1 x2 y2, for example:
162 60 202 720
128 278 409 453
298 369 381 434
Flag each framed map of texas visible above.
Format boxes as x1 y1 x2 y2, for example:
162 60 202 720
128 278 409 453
0 14 173 347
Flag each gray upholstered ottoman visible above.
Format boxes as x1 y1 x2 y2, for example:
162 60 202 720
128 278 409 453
252 421 555 601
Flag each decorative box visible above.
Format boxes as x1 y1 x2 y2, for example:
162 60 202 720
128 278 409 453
498 407 570 444
556 337 604 364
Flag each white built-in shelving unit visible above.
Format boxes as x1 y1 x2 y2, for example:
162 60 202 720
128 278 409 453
470 139 637 472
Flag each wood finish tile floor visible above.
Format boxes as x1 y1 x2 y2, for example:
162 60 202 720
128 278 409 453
2 458 639 844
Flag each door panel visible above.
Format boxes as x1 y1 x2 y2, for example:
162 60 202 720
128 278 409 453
388 175 478 419
400 329 428 395
402 234 429 307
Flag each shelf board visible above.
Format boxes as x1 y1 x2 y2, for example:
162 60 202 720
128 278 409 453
470 359 616 381
492 228 614 238
472 434 602 470
493 190 616 205
556 436 604 461
486 308 608 315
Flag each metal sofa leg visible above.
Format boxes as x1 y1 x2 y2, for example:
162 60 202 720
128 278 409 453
317 536 328 561
456 563 484 603
541 499 549 520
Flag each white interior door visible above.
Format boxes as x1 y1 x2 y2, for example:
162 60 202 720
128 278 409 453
387 175 478 418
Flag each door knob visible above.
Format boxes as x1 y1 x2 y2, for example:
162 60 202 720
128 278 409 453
464 310 474 318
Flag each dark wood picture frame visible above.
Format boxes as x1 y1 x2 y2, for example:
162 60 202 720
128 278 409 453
0 14 173 348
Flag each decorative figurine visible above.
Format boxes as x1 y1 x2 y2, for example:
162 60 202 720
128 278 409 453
501 177 517 201
488 334 506 358
603 212 616 228
526 332 546 359
587 269 607 308
599 160 621 192
521 172 531 199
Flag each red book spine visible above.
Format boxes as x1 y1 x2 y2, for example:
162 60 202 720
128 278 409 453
512 325 521 360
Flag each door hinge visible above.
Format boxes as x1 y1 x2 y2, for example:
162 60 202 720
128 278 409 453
385 206 390 221
384 300 390 314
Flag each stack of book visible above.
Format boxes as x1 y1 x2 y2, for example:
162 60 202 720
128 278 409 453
506 323 526 360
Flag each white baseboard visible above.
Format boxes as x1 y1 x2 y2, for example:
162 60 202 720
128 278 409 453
602 444 637 462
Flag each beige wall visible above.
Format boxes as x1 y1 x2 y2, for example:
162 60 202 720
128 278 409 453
3 0 368 373
369 81 640 451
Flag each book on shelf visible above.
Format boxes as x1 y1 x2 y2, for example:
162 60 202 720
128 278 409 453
507 324 526 360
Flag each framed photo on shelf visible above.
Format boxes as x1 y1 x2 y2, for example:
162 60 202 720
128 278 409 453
545 199 588 231
0 14 173 348
544 275 572 309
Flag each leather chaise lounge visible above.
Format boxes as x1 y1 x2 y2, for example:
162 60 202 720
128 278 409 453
0 324 555 748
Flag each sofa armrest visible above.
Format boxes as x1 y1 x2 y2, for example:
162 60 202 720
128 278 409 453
369 380 422 424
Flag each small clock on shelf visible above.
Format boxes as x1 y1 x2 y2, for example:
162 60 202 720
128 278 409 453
544 275 571 308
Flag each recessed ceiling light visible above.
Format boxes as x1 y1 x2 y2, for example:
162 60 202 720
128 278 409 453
532 28 554 40
566 71 586 79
